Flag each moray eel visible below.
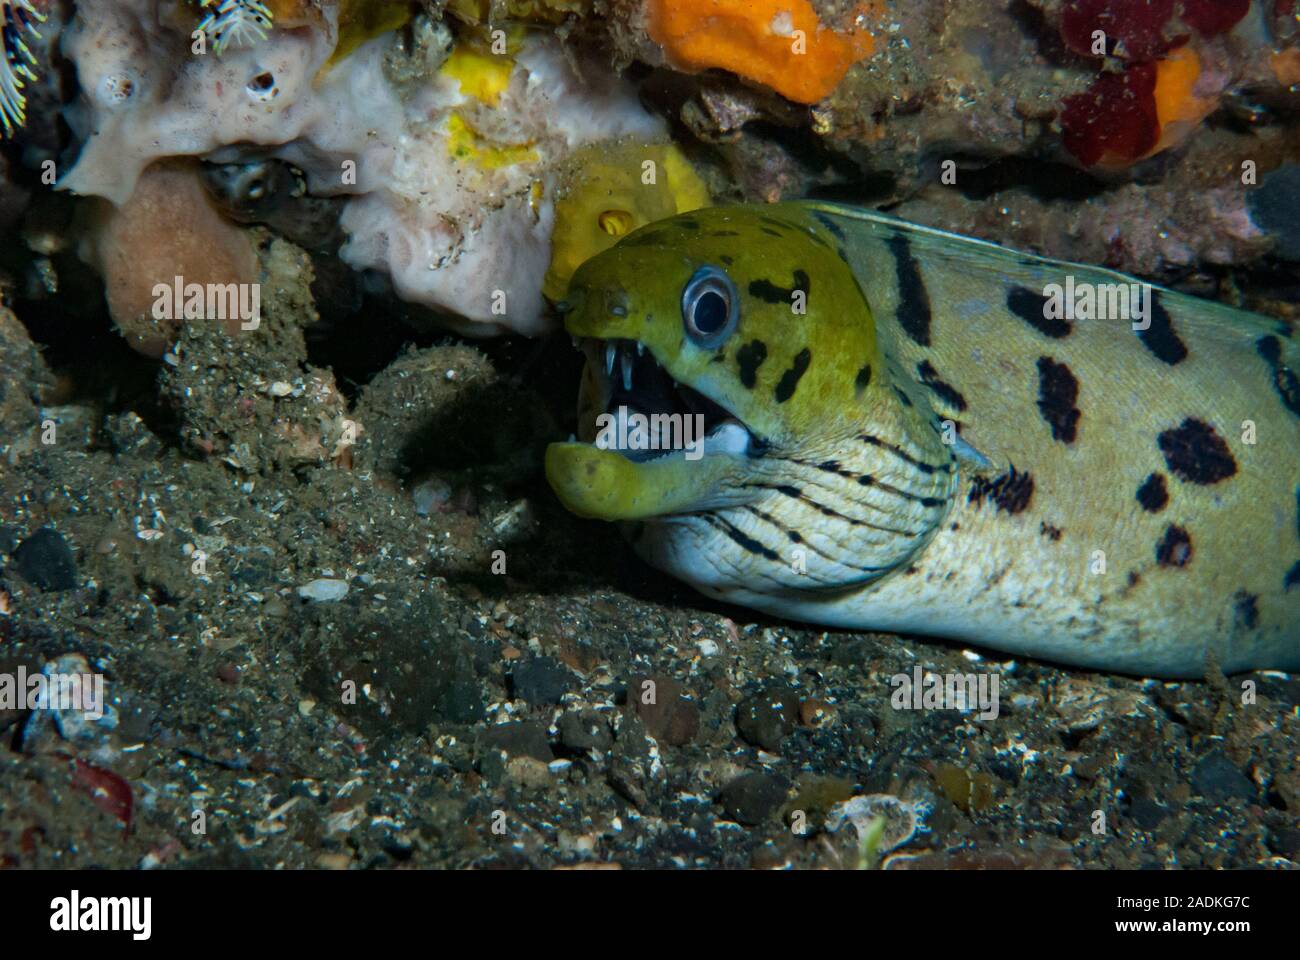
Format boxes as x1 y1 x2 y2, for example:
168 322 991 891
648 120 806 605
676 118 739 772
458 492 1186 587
545 202 1300 678
201 157 345 253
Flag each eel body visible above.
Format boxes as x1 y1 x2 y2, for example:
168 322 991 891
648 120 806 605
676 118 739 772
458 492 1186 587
545 202 1300 678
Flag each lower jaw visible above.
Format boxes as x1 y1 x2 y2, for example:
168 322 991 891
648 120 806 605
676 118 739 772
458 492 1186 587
575 341 756 462
544 425 758 521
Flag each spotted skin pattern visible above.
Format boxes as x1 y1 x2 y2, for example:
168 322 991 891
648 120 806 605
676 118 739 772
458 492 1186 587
546 202 1300 678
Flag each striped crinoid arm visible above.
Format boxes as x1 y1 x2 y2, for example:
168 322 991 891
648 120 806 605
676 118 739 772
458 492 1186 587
197 0 274 57
1 0 45 138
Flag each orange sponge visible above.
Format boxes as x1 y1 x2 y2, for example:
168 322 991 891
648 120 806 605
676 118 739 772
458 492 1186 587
647 0 874 104
1151 46 1216 154
1271 49 1300 87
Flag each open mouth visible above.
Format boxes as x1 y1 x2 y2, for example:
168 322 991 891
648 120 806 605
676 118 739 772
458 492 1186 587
576 337 756 462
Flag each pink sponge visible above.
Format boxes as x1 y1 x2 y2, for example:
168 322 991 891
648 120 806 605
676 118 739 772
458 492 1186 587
81 161 259 356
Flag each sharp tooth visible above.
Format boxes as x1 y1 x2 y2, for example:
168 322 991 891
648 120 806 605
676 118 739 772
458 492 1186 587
621 349 633 391
605 342 616 376
636 342 645 356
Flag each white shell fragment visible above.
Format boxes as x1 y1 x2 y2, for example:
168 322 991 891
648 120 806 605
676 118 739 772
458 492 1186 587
825 794 932 853
297 578 350 602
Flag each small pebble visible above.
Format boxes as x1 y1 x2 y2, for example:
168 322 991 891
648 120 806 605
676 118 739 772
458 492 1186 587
736 687 800 751
799 698 832 727
558 709 612 752
1266 823 1300 860
489 500 534 541
510 656 573 705
720 772 790 825
297 578 349 602
22 653 118 747
1129 796 1169 830
14 528 78 592
631 675 699 746
1191 750 1254 803
215 663 241 684
411 477 452 516
505 756 552 788
933 763 998 813
477 721 553 762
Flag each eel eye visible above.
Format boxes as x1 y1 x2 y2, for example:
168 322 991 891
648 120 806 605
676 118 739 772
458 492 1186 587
681 266 738 347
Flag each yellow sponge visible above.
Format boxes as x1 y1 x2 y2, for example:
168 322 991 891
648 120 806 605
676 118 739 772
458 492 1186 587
544 141 710 301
